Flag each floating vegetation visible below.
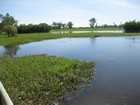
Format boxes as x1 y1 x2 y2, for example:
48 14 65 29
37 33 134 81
0 55 95 105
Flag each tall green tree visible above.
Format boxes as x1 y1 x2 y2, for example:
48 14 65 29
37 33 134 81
57 22 62 30
89 18 96 32
0 13 17 27
67 22 73 29
0 13 17 37
52 22 58 30
51 22 63 30
62 23 67 29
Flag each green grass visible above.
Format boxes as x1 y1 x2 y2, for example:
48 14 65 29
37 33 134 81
51 27 123 32
0 32 140 46
0 55 95 105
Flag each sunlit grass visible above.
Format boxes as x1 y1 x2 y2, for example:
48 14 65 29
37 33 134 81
0 55 95 105
0 32 140 46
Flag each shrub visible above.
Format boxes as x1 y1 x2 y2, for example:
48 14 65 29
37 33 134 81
18 23 51 33
2 25 17 37
123 20 140 33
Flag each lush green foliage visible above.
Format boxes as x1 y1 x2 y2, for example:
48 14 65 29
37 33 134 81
67 22 73 29
98 23 123 28
18 23 51 33
51 22 73 30
123 20 140 32
0 31 2 36
51 22 66 30
0 13 17 27
2 25 17 37
0 55 95 104
0 32 140 46
0 13 17 37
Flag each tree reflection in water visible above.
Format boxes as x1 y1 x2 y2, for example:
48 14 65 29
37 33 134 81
4 45 19 57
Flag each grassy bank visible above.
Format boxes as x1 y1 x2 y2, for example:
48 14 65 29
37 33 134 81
0 32 140 45
51 27 123 32
0 55 95 105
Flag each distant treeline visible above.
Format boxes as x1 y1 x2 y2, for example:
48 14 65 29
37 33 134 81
18 23 51 33
51 22 73 30
97 24 123 28
123 20 140 32
17 21 140 33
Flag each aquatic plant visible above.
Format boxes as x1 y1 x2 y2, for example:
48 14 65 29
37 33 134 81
0 55 95 104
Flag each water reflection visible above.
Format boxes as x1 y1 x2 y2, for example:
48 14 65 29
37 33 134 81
90 37 96 45
126 37 140 42
3 45 19 57
0 37 140 105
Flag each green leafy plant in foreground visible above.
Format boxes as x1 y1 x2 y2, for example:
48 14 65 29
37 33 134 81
0 55 95 105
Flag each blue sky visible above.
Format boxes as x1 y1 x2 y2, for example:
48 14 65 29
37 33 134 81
1 0 140 27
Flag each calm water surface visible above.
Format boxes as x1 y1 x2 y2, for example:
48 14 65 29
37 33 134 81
0 36 140 105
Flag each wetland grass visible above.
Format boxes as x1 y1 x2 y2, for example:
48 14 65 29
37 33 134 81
0 55 95 105
0 32 140 46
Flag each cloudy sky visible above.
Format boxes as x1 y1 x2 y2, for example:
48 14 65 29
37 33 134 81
1 0 140 27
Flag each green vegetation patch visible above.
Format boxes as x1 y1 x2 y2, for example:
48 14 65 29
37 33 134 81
0 55 95 105
123 20 140 32
51 27 123 32
1 32 140 46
